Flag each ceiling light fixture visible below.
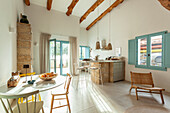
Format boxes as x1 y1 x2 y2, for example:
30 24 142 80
107 0 112 50
96 1 100 50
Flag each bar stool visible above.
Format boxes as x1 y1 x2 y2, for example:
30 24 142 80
89 63 103 86
74 63 84 75
74 63 86 89
83 64 91 83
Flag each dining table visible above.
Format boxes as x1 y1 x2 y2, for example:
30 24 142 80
0 75 65 95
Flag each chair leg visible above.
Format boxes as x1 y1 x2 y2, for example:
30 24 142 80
129 87 133 93
42 107 44 113
100 69 103 86
94 70 96 84
91 70 94 88
135 88 138 100
76 72 80 90
66 94 71 113
85 68 88 87
160 91 165 104
50 95 54 113
84 68 87 82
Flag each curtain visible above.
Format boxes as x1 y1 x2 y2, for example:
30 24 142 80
69 37 77 75
39 33 51 73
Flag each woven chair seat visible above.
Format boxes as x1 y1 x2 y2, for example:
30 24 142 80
134 86 165 91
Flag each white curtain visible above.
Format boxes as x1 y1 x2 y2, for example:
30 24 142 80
39 33 51 73
69 37 77 75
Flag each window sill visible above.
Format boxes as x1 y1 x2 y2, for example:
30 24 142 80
135 65 167 71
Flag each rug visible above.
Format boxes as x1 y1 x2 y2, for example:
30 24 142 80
125 105 170 113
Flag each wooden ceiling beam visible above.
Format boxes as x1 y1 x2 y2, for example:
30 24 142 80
80 0 104 23
66 0 79 16
47 0 53 10
86 0 124 31
158 0 170 11
25 0 30 6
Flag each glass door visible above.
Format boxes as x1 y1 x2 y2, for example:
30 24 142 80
49 39 56 73
56 41 61 74
49 40 70 75
61 42 70 75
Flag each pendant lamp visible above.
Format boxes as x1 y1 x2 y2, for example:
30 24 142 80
96 21 100 49
96 24 100 49
96 2 100 50
107 0 112 50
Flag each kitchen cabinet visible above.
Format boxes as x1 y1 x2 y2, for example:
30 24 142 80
110 61 125 82
90 60 125 84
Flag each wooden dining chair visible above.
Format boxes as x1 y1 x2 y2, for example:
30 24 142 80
129 71 165 104
0 90 44 113
50 73 72 113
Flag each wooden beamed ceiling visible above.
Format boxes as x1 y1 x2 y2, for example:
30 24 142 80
80 0 104 23
66 0 79 16
24 0 125 31
86 0 124 30
25 0 30 6
47 0 53 11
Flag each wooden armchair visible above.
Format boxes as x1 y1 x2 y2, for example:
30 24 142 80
129 71 165 104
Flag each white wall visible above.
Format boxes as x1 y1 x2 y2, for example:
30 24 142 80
79 27 89 46
0 0 24 112
88 0 170 91
24 4 80 74
0 0 24 86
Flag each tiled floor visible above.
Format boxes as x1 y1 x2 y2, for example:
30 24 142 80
40 73 170 113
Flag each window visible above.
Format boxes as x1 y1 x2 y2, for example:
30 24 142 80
136 31 167 71
137 37 147 66
79 46 90 60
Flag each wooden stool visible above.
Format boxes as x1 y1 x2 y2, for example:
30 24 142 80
89 64 103 86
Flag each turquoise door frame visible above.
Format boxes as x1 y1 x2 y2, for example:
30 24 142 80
49 39 69 75
60 41 69 75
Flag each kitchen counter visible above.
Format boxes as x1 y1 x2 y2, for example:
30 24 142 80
90 60 125 84
90 60 124 63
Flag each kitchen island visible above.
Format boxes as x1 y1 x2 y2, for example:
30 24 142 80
90 60 125 84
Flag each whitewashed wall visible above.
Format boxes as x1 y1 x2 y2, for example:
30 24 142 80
88 0 170 91
25 4 80 74
79 27 89 46
0 0 24 112
0 0 24 86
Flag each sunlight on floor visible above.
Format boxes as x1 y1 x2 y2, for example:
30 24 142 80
73 72 122 113
88 84 120 113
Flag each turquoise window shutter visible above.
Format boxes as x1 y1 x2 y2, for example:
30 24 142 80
128 39 136 65
164 33 170 68
85 47 90 58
